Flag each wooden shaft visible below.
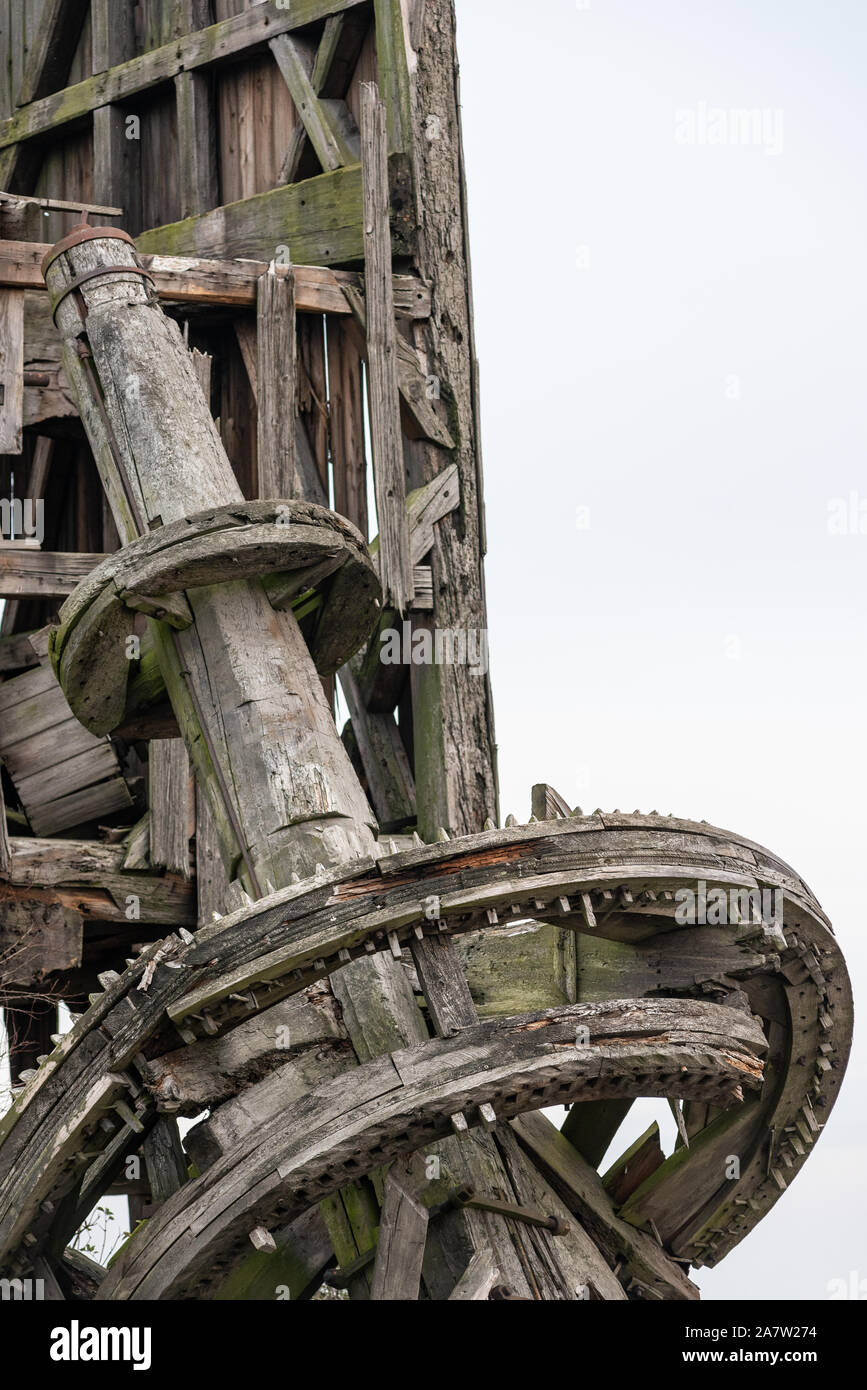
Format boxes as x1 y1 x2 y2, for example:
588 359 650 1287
43 228 376 889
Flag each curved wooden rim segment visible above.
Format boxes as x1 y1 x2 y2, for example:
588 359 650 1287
49 500 382 734
98 999 766 1300
0 813 852 1286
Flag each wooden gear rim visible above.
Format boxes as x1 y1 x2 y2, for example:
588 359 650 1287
0 815 851 1284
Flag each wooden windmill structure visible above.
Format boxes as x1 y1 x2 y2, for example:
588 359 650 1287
0 1 852 1302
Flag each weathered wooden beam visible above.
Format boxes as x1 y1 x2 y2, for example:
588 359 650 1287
2 242 432 317
337 666 415 828
0 630 39 673
532 783 573 820
447 1249 500 1300
136 158 414 269
601 1121 665 1207
361 84 413 613
2 837 195 926
369 1154 429 1300
256 263 296 499
0 288 24 453
374 0 414 156
0 549 100 599
175 71 218 219
0 760 10 875
149 740 193 879
0 2 369 154
327 318 367 534
45 228 376 890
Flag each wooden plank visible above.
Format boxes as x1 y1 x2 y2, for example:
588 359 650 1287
15 743 119 808
560 1099 635 1170
27 777 133 836
374 0 413 155
532 783 573 820
0 755 10 874
0 548 100 598
256 262 296 499
360 84 412 612
0 2 370 153
143 1118 188 1207
91 0 141 235
2 241 431 315
337 664 415 827
0 287 24 453
369 1154 429 1300
411 932 478 1038
149 739 192 878
175 70 218 219
327 317 367 534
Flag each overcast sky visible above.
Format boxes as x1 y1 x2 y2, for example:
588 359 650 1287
456 0 866 1299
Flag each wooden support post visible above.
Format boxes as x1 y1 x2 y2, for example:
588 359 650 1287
0 288 24 453
360 83 413 613
256 262 296 499
338 665 415 827
369 1154 429 1300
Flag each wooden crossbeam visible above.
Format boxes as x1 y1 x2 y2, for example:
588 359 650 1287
0 241 431 317
0 548 100 599
277 15 354 184
0 2 369 158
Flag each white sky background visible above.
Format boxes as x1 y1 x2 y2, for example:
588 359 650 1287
455 0 866 1299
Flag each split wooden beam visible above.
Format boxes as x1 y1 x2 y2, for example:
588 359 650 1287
149 741 193 879
1 837 195 927
143 1118 189 1208
361 83 413 614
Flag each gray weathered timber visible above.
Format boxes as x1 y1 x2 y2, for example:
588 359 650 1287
0 763 10 874
256 263 296 499
269 35 346 174
175 72 217 220
4 243 432 317
0 3 369 154
369 1155 429 1300
149 740 192 878
44 230 377 887
447 1249 499 1300
2 837 194 926
0 287 24 452
360 83 413 613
